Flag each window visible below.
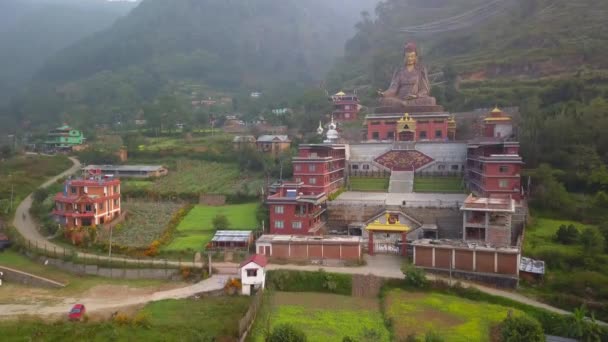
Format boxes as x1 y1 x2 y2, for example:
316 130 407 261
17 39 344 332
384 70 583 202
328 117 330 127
114 199 119 206
85 204 92 212
70 187 77 194
433 120 444 124
113 185 118 193
438 164 446 170
417 120 429 124
499 165 509 173
435 130 442 138
387 132 395 140
362 164 370 170
309 178 317 185
351 165 359 170
344 105 351 110
295 177 302 183
275 220 284 229
385 121 397 125
499 179 509 188
292 221 302 229
372 132 380 139
309 164 316 172
99 202 104 210
294 165 301 171
274 206 284 214
419 131 427 139
371 121 381 125
345 113 350 118
451 165 459 171
246 269 258 277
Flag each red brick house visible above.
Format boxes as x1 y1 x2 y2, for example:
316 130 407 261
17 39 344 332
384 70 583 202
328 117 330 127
53 170 121 228
331 91 359 121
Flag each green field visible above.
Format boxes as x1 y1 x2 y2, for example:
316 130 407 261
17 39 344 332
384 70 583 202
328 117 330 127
0 251 176 298
414 176 464 193
250 292 390 342
0 155 71 217
349 177 389 191
0 297 251 341
149 160 263 196
385 289 522 341
163 203 258 251
523 217 596 258
98 201 185 248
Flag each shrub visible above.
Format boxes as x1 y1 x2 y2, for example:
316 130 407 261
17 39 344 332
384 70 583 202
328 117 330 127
113 312 131 326
424 331 445 342
212 214 230 230
579 228 605 256
500 314 544 342
132 312 151 328
265 270 352 295
267 323 307 342
555 224 579 244
401 262 428 288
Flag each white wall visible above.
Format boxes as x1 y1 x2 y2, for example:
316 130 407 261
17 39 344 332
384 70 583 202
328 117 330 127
240 262 265 296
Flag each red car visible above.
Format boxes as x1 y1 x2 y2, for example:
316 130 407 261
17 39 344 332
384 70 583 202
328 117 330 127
68 304 86 321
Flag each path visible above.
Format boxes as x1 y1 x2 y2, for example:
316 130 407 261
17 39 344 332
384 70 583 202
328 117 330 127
11 157 200 269
0 275 229 317
388 171 414 193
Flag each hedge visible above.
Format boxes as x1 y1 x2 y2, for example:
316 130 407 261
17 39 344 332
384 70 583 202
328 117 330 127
265 269 352 296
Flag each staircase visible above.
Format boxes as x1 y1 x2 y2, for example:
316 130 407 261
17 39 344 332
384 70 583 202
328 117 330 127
389 171 414 193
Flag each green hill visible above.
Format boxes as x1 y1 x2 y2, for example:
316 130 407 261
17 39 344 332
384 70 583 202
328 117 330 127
327 0 608 92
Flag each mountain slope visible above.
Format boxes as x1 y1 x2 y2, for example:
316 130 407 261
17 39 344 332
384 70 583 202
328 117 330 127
327 0 608 92
0 0 136 104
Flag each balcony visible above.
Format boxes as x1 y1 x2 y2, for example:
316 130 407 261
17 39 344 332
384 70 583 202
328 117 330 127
53 210 96 218
295 208 326 218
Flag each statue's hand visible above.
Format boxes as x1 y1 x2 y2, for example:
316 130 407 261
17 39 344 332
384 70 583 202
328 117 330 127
377 89 385 97
406 94 418 100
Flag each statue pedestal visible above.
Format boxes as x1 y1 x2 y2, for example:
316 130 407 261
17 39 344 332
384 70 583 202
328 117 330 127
375 104 444 114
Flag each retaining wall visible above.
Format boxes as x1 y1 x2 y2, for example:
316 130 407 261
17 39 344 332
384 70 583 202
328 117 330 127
0 265 66 288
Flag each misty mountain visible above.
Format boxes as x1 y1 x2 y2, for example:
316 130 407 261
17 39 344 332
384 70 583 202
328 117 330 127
327 0 608 92
0 0 136 104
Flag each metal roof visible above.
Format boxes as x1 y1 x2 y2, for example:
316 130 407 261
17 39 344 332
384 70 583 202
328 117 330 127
257 135 290 142
211 230 253 243
519 257 545 275
83 165 165 172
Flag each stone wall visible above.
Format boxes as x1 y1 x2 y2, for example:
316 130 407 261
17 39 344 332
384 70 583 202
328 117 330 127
0 266 65 288
37 257 181 280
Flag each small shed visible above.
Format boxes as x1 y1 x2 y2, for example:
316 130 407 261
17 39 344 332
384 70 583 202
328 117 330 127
519 257 545 283
209 230 253 250
240 254 268 296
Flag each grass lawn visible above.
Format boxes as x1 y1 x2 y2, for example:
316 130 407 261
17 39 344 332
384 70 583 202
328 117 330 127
522 217 596 258
150 160 264 196
413 176 464 193
349 177 389 191
163 203 258 251
97 201 185 248
0 297 252 341
385 289 523 341
0 155 71 217
0 250 178 298
249 292 390 342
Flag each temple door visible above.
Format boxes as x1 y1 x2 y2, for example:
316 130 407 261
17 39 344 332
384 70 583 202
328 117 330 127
398 131 414 142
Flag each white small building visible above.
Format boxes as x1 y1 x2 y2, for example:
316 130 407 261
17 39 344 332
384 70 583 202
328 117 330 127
239 254 268 296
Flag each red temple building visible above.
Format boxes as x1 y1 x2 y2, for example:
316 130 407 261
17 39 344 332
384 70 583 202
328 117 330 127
330 91 359 121
466 108 523 200
364 112 456 142
53 170 122 228
267 144 346 235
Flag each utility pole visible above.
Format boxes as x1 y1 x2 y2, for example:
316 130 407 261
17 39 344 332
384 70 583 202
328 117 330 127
9 174 13 212
108 226 113 258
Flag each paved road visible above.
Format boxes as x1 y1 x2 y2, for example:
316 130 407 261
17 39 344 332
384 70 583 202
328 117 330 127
11 157 202 269
389 171 414 193
0 275 229 317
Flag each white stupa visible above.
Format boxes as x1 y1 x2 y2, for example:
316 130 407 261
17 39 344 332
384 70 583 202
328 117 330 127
323 116 339 144
317 121 324 136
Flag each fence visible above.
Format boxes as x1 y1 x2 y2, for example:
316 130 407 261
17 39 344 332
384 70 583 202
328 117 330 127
415 171 465 178
349 170 391 178
238 289 265 341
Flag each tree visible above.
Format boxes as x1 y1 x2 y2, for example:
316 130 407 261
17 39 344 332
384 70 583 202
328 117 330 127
555 224 579 244
500 314 544 342
212 214 229 230
266 324 307 342
401 262 428 288
579 228 605 256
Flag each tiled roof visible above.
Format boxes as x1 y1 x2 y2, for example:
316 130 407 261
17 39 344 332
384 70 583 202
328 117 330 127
240 254 268 268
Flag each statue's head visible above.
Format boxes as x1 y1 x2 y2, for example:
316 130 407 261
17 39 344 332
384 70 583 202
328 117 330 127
403 42 418 66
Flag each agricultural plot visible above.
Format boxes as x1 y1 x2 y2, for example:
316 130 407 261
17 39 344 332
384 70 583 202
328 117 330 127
413 176 464 193
150 160 263 196
98 201 184 248
384 289 522 341
250 292 390 342
163 203 258 251
349 177 389 191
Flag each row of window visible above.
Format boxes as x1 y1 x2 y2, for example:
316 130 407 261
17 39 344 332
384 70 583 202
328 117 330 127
369 120 445 125
274 220 302 229
294 177 317 184
351 164 370 170
370 130 443 139
294 164 317 172
437 164 463 171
